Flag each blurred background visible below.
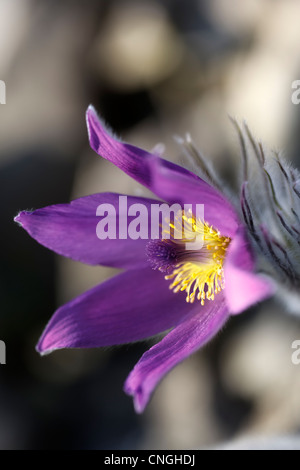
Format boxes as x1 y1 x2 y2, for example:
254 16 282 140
1 0 300 449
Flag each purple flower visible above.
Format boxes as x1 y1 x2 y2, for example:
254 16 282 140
14 106 274 412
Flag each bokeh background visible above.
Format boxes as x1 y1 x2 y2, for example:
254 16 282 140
1 0 300 449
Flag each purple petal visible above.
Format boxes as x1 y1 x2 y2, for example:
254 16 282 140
224 228 275 314
37 267 197 354
149 158 239 237
124 297 228 413
86 106 239 237
86 105 157 187
15 193 160 269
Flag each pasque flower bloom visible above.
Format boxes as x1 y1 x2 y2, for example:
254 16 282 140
15 107 274 412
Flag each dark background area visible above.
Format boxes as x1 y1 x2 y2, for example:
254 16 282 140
1 0 300 449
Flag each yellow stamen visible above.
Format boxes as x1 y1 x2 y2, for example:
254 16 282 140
164 211 231 304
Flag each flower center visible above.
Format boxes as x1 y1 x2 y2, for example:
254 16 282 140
147 211 231 305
